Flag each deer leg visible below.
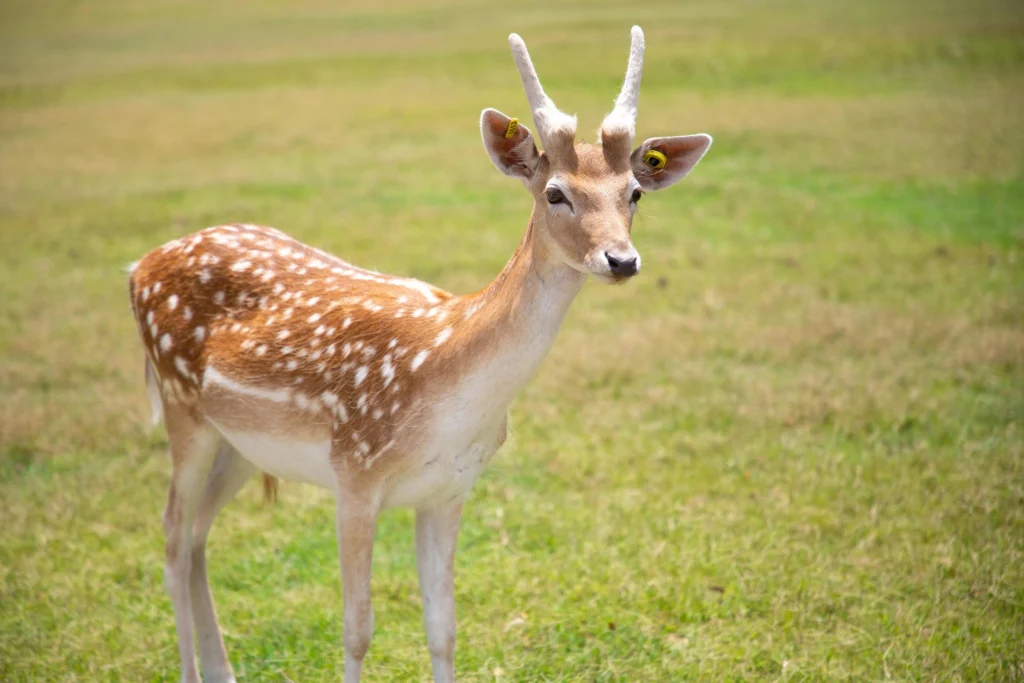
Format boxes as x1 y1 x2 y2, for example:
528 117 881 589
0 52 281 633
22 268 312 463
163 410 221 683
335 487 382 683
190 441 255 683
416 502 463 683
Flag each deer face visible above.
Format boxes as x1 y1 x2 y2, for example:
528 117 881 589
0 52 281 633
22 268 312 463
481 27 711 283
531 144 642 283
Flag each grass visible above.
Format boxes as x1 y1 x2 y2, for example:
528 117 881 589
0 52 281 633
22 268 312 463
1 0 1022 680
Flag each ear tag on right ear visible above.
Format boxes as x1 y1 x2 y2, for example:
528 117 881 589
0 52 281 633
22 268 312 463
643 149 667 170
504 118 519 139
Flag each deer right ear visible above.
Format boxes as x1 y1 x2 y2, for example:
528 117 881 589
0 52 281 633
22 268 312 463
631 135 712 191
480 108 540 181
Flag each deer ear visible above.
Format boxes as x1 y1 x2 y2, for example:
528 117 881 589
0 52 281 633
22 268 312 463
480 108 540 181
631 134 712 191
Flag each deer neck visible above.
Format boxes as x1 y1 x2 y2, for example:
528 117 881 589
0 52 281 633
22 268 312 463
444 208 587 417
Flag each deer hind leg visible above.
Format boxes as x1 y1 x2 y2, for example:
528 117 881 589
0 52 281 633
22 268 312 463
162 407 222 683
334 481 383 683
190 440 255 683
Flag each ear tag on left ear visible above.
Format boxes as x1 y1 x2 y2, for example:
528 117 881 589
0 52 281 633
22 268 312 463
643 149 667 170
504 118 519 139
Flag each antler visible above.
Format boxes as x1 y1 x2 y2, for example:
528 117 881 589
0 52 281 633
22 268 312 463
508 33 577 156
600 26 646 148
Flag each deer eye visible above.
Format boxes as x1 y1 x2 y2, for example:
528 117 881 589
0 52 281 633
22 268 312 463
631 188 643 204
546 188 566 205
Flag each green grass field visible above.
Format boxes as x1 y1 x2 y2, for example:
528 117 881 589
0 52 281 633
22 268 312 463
2 0 1022 680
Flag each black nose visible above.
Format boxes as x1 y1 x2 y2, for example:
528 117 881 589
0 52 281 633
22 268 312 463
605 252 639 276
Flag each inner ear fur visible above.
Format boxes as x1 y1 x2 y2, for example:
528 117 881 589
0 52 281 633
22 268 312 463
631 134 712 191
480 108 541 180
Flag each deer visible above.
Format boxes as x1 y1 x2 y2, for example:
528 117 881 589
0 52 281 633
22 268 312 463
127 26 711 683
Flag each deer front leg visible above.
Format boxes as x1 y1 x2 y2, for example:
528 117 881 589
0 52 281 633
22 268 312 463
416 501 463 683
335 487 382 683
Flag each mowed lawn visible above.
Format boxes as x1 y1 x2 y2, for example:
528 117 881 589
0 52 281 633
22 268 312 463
1 0 1022 680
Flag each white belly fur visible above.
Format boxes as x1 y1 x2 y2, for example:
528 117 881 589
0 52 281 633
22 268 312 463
210 414 505 507
211 420 337 489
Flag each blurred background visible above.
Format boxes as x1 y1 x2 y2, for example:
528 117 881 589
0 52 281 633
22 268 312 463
1 0 1021 680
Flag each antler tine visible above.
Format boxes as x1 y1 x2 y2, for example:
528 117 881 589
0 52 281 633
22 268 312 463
508 33 577 152
601 26 646 145
614 26 646 124
508 34 552 119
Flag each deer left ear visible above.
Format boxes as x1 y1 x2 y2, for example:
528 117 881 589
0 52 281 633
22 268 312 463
631 134 712 191
481 108 541 182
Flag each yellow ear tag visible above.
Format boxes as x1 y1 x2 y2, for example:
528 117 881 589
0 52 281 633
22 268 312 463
504 118 519 139
643 149 668 170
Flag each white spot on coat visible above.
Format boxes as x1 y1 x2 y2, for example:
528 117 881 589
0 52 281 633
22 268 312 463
411 350 429 371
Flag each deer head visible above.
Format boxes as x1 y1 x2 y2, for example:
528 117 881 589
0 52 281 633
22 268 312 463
480 26 712 283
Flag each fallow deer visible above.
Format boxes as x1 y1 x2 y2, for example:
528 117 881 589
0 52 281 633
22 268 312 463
128 26 711 683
